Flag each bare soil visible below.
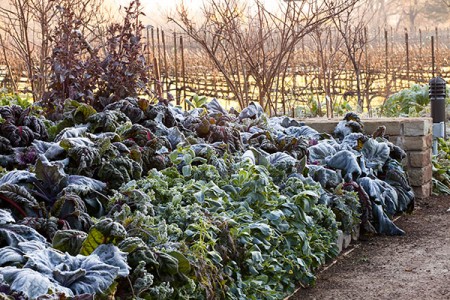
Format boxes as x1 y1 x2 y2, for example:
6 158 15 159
291 196 450 300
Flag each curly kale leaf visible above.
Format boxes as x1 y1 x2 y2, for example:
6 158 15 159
145 104 177 127
34 157 68 202
51 193 93 232
103 98 144 123
97 156 142 189
207 125 243 152
66 145 101 177
52 230 88 255
122 124 154 147
0 184 43 219
19 217 68 241
325 189 361 234
0 105 48 146
0 121 35 147
0 136 13 154
21 115 48 141
63 100 97 125
87 110 130 133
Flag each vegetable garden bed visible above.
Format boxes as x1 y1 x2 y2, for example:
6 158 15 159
0 99 414 299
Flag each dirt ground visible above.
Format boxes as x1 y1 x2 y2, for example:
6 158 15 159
291 195 450 300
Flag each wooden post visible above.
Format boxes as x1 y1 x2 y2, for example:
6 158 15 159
173 32 179 105
161 30 168 99
146 26 152 92
385 29 389 98
419 28 422 58
328 28 333 116
151 27 155 59
435 27 438 71
153 28 162 100
431 36 435 78
281 67 287 116
292 68 297 97
392 27 396 91
153 58 162 98
364 26 369 113
316 48 322 117
180 35 186 110
405 30 409 80
156 28 161 74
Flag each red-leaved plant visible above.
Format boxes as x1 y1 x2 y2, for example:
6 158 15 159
41 0 149 120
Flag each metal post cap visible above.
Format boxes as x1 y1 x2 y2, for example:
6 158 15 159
429 77 447 97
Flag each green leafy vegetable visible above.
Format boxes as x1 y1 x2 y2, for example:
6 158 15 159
0 209 48 247
80 219 126 255
52 230 88 255
0 244 129 297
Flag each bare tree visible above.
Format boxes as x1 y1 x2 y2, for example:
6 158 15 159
367 0 450 31
330 1 372 112
0 0 35 98
0 33 18 91
0 0 112 100
310 25 347 117
170 0 359 114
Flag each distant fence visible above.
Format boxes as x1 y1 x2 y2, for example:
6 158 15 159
145 26 450 115
0 65 29 92
1 26 449 116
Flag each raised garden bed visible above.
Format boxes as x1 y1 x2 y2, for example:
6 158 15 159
0 100 414 299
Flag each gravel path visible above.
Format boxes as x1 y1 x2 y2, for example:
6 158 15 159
290 196 450 300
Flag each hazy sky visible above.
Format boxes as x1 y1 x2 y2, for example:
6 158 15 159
111 0 204 26
111 0 281 27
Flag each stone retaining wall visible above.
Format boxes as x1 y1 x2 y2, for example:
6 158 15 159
301 117 433 199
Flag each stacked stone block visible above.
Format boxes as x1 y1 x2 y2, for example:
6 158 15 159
303 117 433 199
389 119 433 199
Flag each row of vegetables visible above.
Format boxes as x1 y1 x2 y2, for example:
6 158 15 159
0 98 414 299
